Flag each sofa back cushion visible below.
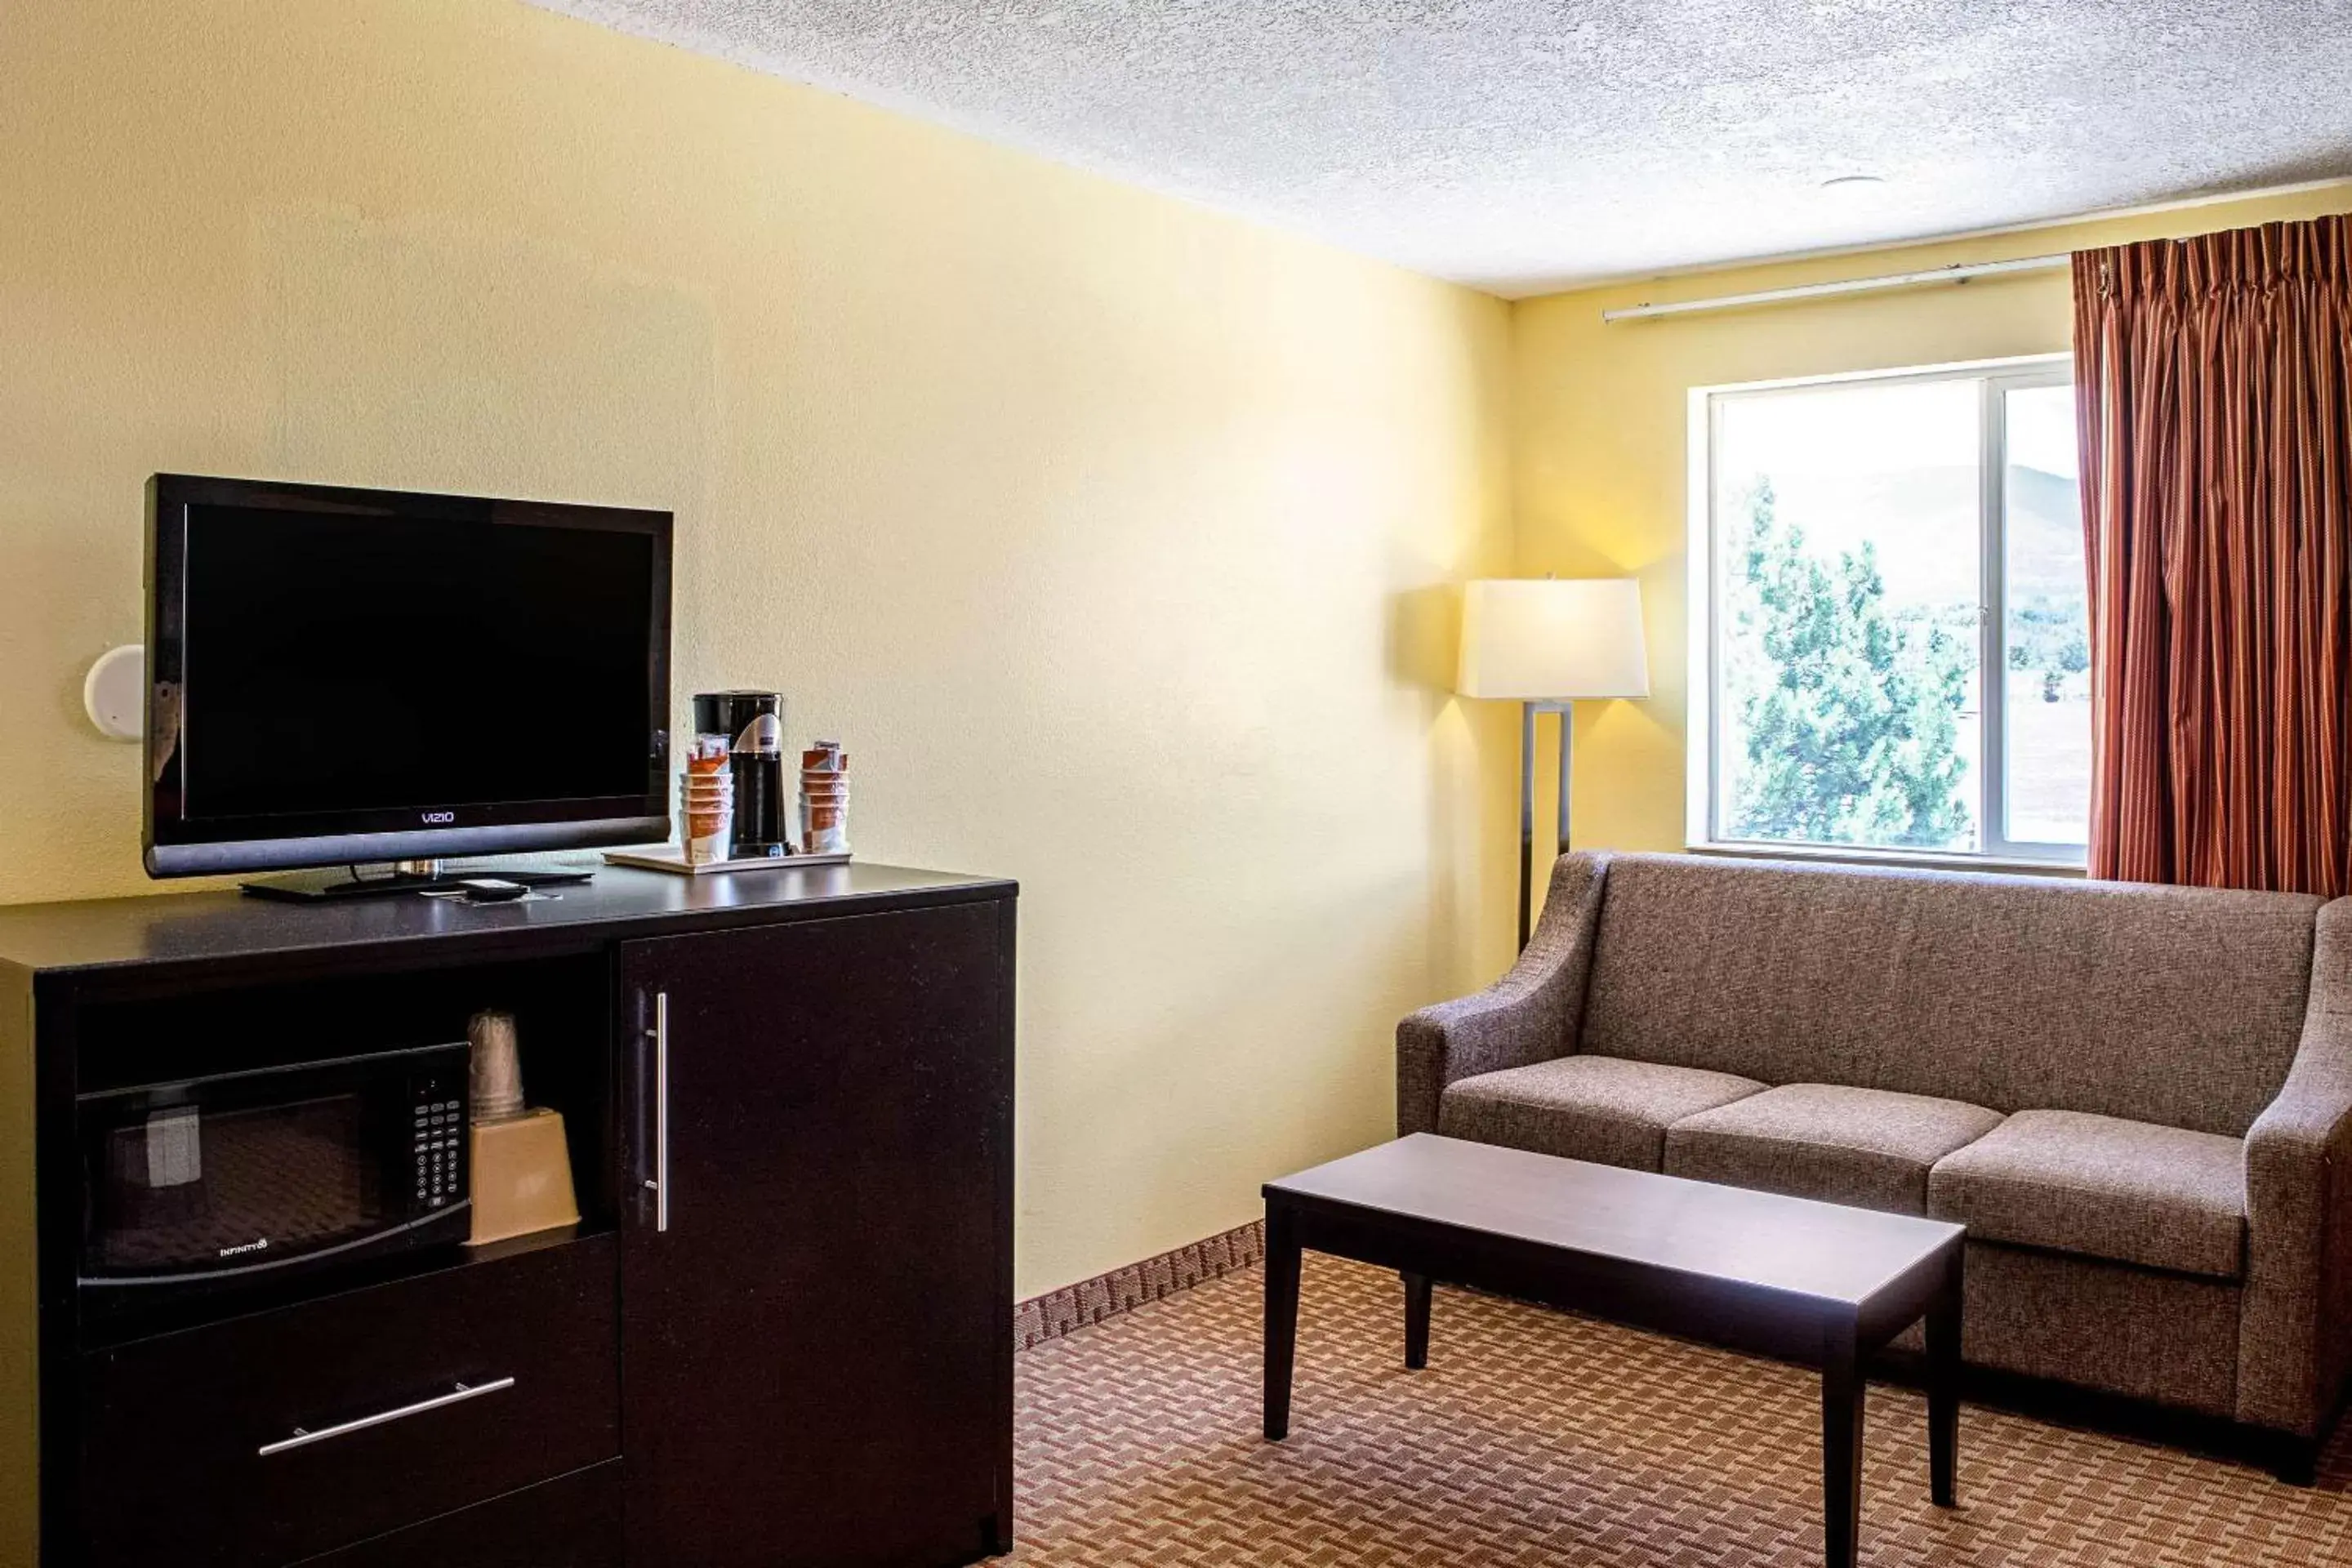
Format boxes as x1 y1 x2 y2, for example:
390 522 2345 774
1577 854 2320 1137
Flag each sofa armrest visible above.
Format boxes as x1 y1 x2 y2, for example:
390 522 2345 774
2239 900 2352 1438
1396 852 1610 1136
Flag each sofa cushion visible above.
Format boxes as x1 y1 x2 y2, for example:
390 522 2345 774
1437 1055 1766 1172
1663 1084 2004 1214
1575 853 2319 1137
1927 1109 2247 1279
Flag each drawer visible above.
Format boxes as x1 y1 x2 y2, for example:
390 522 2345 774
292 1461 621 1568
78 1233 618 1566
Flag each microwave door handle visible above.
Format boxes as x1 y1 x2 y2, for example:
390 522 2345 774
644 990 670 1233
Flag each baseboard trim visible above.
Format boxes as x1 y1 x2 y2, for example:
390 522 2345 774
1015 1220 1265 1352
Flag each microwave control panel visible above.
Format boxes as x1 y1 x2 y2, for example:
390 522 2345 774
409 1073 468 1210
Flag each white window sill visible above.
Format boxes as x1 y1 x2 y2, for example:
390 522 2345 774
1684 840 2087 879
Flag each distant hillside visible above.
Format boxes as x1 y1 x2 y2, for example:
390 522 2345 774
2006 465 2085 608
1753 462 2084 609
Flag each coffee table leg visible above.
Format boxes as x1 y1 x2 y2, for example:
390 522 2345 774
1263 1203 1300 1441
1822 1329 1864 1568
1928 1243 1962 1508
1402 1272 1432 1370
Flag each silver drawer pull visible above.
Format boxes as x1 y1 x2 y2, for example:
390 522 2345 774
257 1377 516 1457
651 990 670 1233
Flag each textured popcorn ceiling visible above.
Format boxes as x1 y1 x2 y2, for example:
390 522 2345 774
532 1 2352 296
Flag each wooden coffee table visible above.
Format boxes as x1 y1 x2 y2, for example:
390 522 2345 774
1262 1134 1965 1568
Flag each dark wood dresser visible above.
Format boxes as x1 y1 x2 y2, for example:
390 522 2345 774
0 862 1016 1567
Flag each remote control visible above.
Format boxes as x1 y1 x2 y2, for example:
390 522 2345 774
458 877 530 902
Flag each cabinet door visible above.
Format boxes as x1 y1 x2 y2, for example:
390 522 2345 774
619 901 1013 1567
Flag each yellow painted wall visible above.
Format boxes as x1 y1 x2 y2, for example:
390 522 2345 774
0 2 1520 1545
18 1 2342 1554
1512 183 2352 857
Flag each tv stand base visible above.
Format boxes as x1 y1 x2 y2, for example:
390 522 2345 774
240 862 596 902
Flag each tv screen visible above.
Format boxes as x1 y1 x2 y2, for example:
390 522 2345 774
146 475 671 878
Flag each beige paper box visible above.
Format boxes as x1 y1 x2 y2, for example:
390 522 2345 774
467 1107 581 1246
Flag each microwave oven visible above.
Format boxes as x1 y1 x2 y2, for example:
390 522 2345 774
78 1038 472 1318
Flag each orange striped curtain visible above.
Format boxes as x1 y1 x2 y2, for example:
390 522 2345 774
2074 216 2352 894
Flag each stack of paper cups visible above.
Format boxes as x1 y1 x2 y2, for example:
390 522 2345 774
468 1009 527 1121
801 741 849 855
682 736 735 865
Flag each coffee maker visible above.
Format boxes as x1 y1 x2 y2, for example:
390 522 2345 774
692 691 786 858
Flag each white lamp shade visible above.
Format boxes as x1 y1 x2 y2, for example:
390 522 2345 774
1457 578 1650 701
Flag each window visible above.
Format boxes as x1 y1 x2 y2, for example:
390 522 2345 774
1687 357 2087 866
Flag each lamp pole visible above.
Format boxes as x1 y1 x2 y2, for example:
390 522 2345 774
1518 700 1573 951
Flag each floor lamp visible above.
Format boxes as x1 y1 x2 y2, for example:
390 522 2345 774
1458 578 1650 950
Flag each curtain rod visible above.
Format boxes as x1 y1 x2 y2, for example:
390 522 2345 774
1600 252 2070 323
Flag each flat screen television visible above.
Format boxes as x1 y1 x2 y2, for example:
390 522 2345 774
145 474 672 896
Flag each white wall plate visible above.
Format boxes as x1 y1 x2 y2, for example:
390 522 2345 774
84 644 145 742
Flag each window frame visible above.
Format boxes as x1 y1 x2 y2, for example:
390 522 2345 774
1684 352 2086 873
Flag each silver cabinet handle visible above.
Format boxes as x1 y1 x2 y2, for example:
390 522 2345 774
257 1377 515 1457
650 990 670 1232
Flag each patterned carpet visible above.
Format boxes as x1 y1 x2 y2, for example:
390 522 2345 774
1012 1253 2352 1566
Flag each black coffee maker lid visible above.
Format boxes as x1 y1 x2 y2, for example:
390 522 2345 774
693 691 780 722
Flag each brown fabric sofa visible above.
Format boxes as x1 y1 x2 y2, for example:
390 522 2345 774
1398 851 2352 1475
